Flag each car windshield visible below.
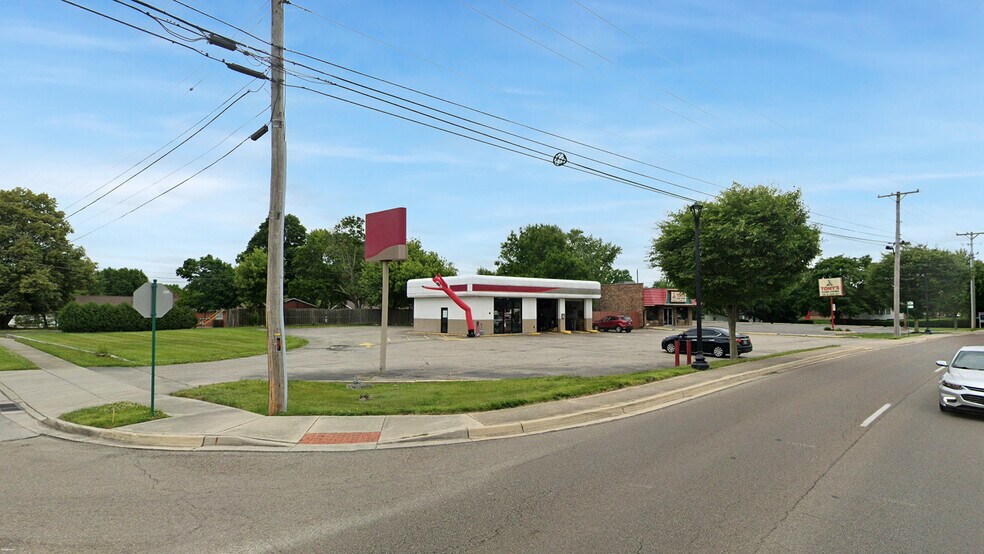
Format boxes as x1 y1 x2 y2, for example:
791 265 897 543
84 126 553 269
952 351 984 370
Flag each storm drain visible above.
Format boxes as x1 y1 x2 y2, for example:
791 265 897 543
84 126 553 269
0 402 23 413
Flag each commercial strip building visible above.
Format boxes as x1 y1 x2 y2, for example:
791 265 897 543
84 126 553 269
407 275 601 335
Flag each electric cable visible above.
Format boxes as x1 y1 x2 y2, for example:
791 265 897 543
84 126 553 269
73 127 265 241
64 82 257 210
66 87 259 218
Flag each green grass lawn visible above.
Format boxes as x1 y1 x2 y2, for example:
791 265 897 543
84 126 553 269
0 345 37 371
12 328 308 367
174 367 698 416
60 401 167 428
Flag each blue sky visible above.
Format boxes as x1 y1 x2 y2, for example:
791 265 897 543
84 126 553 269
4 0 982 287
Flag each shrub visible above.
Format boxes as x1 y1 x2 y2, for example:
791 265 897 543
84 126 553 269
56 302 196 332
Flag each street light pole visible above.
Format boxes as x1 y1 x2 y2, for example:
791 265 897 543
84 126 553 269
690 203 709 371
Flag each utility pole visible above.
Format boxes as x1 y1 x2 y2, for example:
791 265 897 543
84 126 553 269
266 0 288 414
878 189 919 337
957 231 982 330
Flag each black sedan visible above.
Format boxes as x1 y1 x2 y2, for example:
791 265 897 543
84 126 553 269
661 327 753 357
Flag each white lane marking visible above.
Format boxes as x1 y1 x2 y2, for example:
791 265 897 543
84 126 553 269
935 367 945 374
861 403 892 428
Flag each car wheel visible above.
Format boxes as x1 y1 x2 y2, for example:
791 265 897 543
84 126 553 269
665 343 676 354
712 346 725 358
615 326 623 333
625 328 632 333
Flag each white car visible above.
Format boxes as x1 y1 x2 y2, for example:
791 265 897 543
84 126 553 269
938 346 984 413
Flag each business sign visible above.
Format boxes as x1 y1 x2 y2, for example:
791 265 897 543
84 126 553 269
818 277 844 297
669 290 689 304
365 207 408 262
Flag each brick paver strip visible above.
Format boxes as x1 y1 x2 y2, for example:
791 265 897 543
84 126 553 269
300 432 381 445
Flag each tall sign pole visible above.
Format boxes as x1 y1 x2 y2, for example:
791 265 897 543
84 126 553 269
878 189 919 337
365 208 408 374
957 231 982 329
266 0 288 414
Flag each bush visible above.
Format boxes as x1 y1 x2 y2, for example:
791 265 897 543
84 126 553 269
57 302 197 333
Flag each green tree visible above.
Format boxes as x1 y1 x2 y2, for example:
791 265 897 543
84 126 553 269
234 248 268 309
90 267 148 296
869 245 971 326
289 216 366 308
359 239 456 309
648 183 821 357
491 224 631 282
175 255 237 311
0 188 95 329
238 214 307 290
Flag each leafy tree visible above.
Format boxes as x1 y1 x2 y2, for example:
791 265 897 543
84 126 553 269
238 214 307 290
359 239 456 309
90 267 148 296
175 255 237 311
491 224 631 282
289 216 366 308
868 245 971 325
648 183 821 357
0 188 95 329
234 248 268 309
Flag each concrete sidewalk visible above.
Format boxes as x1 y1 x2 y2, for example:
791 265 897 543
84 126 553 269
0 335 929 452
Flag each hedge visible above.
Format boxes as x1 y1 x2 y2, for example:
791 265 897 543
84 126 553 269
57 302 197 333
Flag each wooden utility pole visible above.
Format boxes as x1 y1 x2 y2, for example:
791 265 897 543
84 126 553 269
266 0 288 414
878 189 919 338
957 231 982 329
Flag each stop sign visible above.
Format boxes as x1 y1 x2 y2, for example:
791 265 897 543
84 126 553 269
132 282 174 318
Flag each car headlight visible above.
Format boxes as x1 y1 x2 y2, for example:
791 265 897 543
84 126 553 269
940 379 964 390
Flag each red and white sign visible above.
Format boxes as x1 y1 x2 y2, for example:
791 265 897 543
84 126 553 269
365 207 407 262
818 277 844 297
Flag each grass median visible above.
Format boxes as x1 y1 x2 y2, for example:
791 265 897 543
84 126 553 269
0 345 37 371
11 328 308 367
174 367 699 416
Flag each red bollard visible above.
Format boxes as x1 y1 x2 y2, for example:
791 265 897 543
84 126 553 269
686 339 692 365
674 340 681 366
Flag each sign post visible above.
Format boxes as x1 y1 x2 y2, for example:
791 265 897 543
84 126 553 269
133 281 173 416
818 278 844 330
365 208 408 373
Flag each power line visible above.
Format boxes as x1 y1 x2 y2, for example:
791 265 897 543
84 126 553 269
63 82 257 211
283 1 730 187
66 87 259 218
285 82 697 203
75 105 269 227
282 65 713 199
73 125 268 241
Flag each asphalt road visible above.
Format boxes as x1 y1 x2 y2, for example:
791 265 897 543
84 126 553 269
1 334 981 552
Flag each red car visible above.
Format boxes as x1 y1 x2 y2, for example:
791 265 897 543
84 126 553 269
593 315 633 333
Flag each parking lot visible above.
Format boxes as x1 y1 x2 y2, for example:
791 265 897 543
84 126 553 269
118 324 860 392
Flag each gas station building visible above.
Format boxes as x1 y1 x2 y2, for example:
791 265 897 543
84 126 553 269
407 275 601 335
